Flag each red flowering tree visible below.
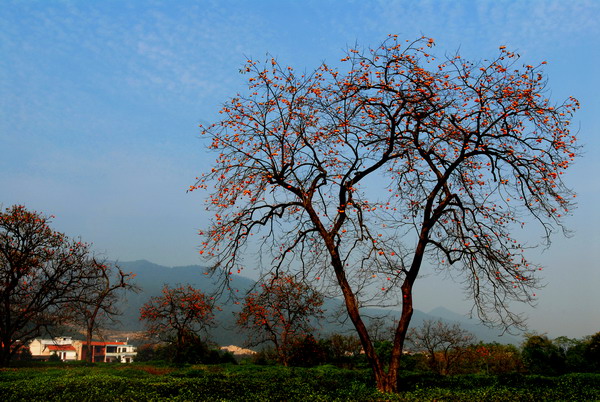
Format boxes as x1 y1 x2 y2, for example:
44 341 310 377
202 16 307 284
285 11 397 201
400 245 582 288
237 274 324 366
464 342 522 374
0 205 101 366
194 36 579 392
139 284 214 361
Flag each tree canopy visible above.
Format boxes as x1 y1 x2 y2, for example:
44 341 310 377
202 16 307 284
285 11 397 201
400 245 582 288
194 36 579 392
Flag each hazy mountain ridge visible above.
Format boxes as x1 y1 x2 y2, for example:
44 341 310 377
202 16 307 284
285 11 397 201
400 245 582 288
115 260 520 346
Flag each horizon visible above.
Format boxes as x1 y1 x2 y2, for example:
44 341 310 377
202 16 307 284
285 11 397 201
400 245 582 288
2 0 598 340
116 259 581 343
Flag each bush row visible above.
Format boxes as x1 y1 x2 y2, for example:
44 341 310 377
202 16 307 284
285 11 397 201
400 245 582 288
1 364 600 401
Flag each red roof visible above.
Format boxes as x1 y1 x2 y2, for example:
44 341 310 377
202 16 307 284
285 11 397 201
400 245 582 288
48 345 76 351
86 341 126 346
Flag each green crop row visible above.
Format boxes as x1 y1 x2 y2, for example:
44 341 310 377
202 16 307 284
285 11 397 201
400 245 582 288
1 364 599 401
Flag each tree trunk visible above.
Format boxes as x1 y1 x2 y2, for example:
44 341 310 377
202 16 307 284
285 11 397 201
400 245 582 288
374 371 399 394
328 248 393 391
86 326 93 362
175 330 186 362
315 199 431 393
336 228 427 393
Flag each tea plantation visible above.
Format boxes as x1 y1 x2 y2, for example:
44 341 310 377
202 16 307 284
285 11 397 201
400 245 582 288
1 363 599 401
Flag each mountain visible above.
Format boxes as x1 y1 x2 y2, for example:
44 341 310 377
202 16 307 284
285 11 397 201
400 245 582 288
113 260 519 346
428 306 470 322
426 306 521 344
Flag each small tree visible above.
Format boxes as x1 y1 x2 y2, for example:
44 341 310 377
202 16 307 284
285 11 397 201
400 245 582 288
236 274 324 366
195 36 580 392
408 319 475 375
69 259 139 362
0 205 97 366
325 333 363 363
287 334 327 367
584 332 600 372
139 284 215 362
522 334 564 374
554 336 589 372
459 342 522 374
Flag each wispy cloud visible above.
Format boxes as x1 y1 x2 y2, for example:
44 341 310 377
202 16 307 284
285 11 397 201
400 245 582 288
1 0 598 337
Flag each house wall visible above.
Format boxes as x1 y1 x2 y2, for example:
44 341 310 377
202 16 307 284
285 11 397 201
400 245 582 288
28 339 46 357
56 350 77 361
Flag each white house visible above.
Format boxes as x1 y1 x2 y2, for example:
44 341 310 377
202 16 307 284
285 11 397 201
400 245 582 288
29 336 78 361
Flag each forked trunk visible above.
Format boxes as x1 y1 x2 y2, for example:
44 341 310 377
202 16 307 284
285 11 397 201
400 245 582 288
325 227 426 394
374 371 399 394
329 248 406 393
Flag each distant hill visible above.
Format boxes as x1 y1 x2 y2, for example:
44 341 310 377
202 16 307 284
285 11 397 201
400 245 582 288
423 306 521 344
114 260 520 346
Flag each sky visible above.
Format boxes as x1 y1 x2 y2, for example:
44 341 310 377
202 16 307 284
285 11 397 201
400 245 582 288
1 0 599 339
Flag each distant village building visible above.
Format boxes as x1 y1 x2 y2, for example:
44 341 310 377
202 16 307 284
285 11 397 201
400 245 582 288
76 340 137 363
28 336 136 363
29 337 78 361
220 345 257 357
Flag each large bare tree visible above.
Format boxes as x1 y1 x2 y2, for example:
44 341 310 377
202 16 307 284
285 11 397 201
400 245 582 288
68 259 138 362
193 36 579 392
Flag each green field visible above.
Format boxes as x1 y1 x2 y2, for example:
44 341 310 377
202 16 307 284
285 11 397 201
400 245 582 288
1 363 599 401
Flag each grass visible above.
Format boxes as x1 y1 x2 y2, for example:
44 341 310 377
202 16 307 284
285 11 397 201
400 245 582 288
1 362 599 401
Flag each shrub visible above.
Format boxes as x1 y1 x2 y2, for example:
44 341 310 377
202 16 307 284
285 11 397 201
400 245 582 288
287 335 327 367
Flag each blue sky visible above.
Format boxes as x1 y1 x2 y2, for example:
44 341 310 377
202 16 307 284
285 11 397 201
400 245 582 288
1 0 599 339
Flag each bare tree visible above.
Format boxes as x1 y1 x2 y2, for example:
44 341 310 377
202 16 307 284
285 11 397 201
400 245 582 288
193 36 579 392
327 333 363 360
68 259 139 362
408 319 475 375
